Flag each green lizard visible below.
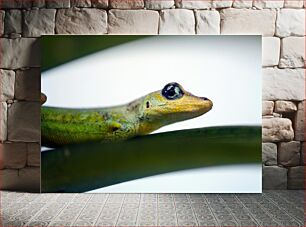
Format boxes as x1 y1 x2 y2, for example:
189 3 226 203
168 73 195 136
41 82 213 147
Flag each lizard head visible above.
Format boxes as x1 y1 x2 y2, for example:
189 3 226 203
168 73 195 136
137 82 213 135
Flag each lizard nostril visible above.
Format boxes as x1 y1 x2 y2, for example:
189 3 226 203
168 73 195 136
201 97 209 101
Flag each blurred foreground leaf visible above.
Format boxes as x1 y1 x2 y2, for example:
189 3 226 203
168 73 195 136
42 35 148 71
41 126 261 192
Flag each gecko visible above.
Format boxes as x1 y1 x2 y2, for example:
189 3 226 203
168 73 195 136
41 82 213 147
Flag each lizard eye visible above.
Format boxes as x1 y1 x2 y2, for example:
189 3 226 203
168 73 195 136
162 82 184 100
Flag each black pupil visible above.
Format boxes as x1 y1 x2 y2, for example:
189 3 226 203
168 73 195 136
162 83 184 100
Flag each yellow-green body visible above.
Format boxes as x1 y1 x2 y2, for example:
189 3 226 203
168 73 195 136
41 83 213 147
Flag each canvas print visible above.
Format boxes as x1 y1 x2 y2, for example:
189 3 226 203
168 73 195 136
41 36 262 193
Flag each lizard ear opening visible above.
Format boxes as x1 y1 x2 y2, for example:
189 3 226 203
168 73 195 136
146 101 150 108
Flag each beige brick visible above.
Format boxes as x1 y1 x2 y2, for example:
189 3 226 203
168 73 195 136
212 0 233 8
253 0 284 8
276 9 305 37
108 10 159 34
0 38 40 69
0 102 7 142
23 9 56 37
278 141 301 166
294 101 305 141
220 9 276 36
46 0 70 8
274 101 297 113
262 37 280 66
288 166 304 189
195 10 220 35
56 8 107 34
27 143 40 167
0 69 15 102
0 142 27 169
71 0 91 7
262 143 277 165
262 68 305 101
262 118 294 142
175 0 212 9
284 0 304 8
91 0 108 8
280 37 305 68
15 68 41 102
32 0 46 8
232 0 253 8
4 10 22 35
159 9 195 34
262 101 274 115
0 10 4 35
145 0 175 9
8 102 40 142
263 166 287 189
110 0 144 8
0 167 40 192
0 0 32 8
301 142 305 165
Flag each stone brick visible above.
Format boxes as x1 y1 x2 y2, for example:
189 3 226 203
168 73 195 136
0 102 7 142
262 101 274 115
0 69 15 102
0 167 40 192
212 0 233 8
159 9 195 34
262 118 294 142
46 0 70 8
91 0 108 8
288 166 304 189
262 143 277 165
301 142 305 165
263 166 287 189
253 0 284 8
220 9 276 36
0 38 40 69
0 10 4 35
15 68 41 102
145 0 175 9
32 0 46 8
23 9 56 37
276 9 305 37
27 143 40 167
175 0 212 9
110 0 144 8
0 142 27 169
275 101 297 113
0 0 32 8
294 101 305 141
262 68 305 101
262 37 280 66
108 10 159 34
8 102 40 142
232 0 253 8
195 10 220 34
4 10 22 35
280 37 305 68
71 0 91 7
284 0 304 8
56 8 107 34
279 141 301 166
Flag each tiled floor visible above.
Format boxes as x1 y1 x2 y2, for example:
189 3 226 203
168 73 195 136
1 190 304 226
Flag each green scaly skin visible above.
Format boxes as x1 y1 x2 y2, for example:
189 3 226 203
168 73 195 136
41 83 213 147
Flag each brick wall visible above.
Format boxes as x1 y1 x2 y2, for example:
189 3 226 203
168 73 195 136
0 0 305 192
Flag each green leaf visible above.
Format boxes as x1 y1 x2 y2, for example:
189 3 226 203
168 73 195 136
41 126 261 192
